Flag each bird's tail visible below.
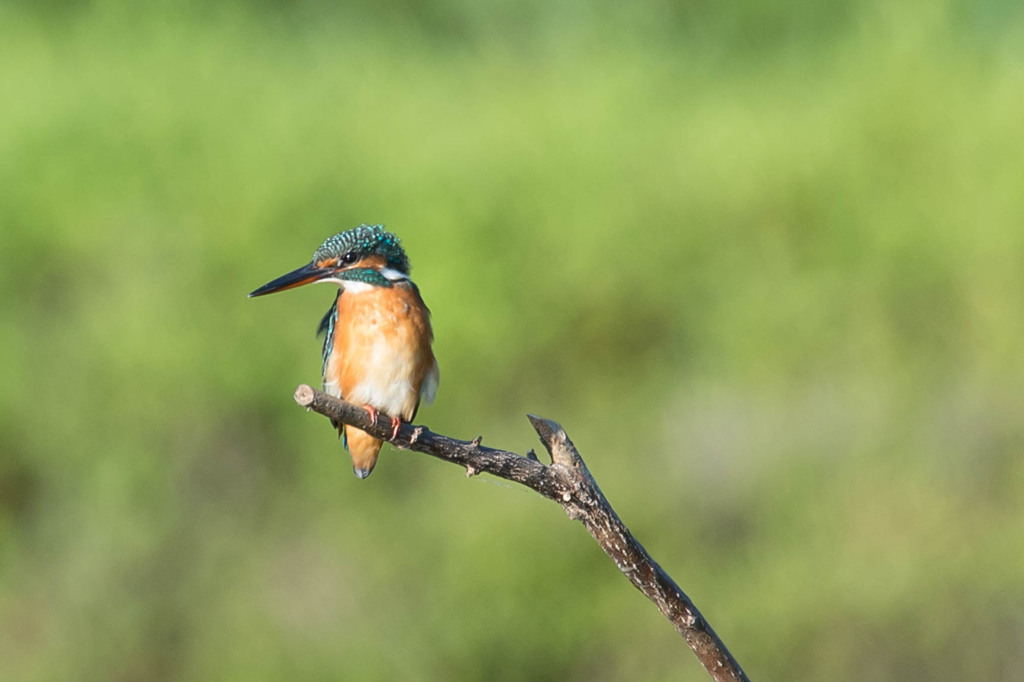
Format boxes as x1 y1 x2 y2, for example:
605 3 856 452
344 425 383 479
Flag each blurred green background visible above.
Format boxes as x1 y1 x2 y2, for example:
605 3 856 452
2 1 1023 680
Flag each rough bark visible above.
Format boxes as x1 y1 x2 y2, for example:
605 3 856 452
293 384 749 682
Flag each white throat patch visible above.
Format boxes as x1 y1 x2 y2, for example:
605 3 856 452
313 270 408 295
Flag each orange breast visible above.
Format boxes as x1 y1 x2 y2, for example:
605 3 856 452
324 283 436 421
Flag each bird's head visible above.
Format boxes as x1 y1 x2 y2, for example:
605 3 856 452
249 224 410 298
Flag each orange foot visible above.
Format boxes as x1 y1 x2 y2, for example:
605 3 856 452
389 416 402 441
362 404 379 424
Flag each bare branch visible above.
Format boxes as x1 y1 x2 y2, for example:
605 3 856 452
293 384 749 682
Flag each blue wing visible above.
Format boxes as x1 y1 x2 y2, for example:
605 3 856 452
316 293 345 444
316 294 339 378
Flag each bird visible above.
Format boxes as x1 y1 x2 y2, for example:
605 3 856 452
249 224 439 479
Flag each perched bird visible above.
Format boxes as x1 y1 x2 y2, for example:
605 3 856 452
250 224 439 479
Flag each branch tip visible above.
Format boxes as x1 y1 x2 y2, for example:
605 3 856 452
294 383 315 406
527 415 576 466
526 414 565 443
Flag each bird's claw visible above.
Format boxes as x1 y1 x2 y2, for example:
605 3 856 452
362 405 401 441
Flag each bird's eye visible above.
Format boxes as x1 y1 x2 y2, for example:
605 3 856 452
341 251 358 265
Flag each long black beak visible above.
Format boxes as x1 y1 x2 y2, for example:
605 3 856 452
249 262 330 298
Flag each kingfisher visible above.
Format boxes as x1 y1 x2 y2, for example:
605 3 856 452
249 224 439 479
